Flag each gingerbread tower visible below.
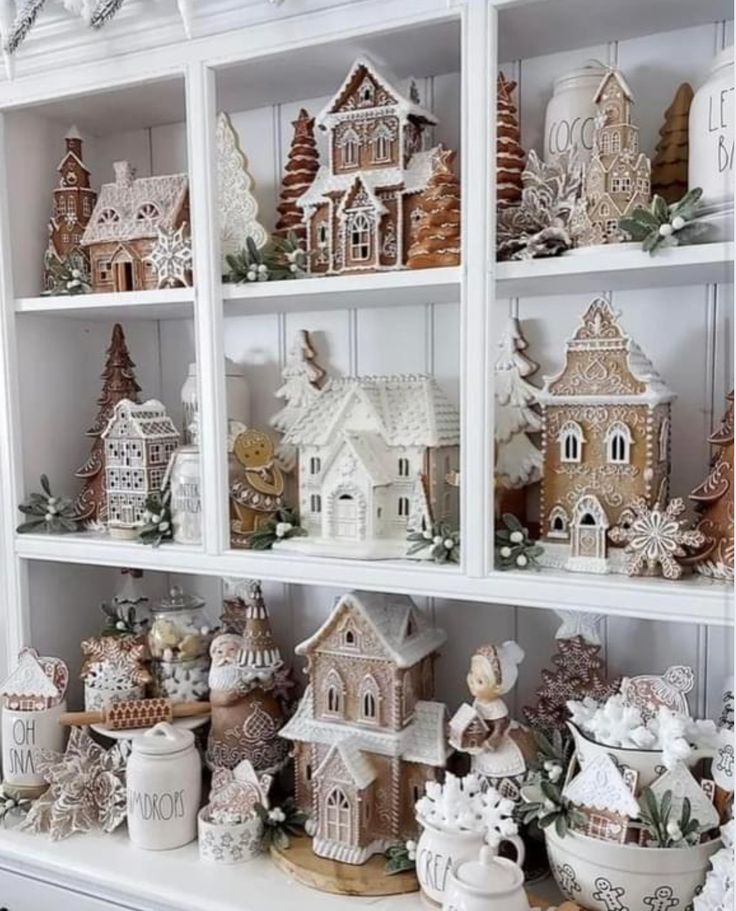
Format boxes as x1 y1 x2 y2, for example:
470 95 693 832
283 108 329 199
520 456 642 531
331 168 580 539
44 127 97 289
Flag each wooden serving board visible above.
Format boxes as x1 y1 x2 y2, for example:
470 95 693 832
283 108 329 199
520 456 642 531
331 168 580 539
269 835 575 907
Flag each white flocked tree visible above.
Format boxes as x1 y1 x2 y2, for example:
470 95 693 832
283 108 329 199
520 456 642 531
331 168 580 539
495 317 543 492
270 329 326 471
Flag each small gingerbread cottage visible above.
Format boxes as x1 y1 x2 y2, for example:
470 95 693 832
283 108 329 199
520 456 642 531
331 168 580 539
537 298 675 574
280 591 449 864
298 57 440 273
276 374 460 559
563 752 640 843
81 161 189 293
0 649 67 712
101 399 179 538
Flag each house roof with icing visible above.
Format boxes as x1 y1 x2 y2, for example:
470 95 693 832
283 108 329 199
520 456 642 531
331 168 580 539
538 298 675 406
280 684 450 768
0 650 60 700
317 56 437 127
81 162 188 246
294 590 447 668
650 762 720 831
101 399 179 442
593 68 635 105
563 753 640 818
284 374 460 449
316 738 378 789
298 148 437 209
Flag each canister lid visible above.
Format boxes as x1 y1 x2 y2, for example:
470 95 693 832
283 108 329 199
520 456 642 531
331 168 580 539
553 59 607 92
132 721 195 755
453 847 524 895
155 585 205 614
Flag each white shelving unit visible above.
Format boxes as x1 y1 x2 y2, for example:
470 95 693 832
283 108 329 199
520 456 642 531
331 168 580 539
0 1 732 909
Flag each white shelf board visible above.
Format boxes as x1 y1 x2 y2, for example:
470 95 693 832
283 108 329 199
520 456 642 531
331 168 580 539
15 287 196 320
496 242 734 298
222 267 462 315
15 532 734 626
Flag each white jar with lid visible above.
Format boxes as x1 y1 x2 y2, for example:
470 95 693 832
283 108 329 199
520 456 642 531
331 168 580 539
181 358 250 444
442 847 530 911
689 46 734 217
127 722 201 850
544 60 607 163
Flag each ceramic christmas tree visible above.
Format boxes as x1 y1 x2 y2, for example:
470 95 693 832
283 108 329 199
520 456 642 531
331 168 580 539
269 330 326 472
496 72 525 208
274 109 320 247
75 324 142 524
407 146 461 268
571 69 651 246
523 611 618 733
651 83 693 204
689 391 734 581
217 111 268 273
494 317 542 518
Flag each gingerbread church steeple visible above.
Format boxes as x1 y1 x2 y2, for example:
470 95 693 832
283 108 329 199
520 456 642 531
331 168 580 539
44 127 97 289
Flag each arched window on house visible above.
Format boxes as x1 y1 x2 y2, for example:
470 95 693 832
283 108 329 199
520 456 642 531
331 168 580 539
371 122 392 163
349 212 371 261
558 421 585 463
341 127 360 167
547 506 569 539
611 130 621 152
325 788 351 843
359 675 379 723
605 421 633 464
325 670 344 716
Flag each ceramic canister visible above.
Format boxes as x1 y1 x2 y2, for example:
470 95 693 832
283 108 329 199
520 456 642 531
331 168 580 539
181 359 250 444
169 445 202 545
689 46 734 211
416 821 485 905
1 701 67 797
543 61 608 163
127 722 201 850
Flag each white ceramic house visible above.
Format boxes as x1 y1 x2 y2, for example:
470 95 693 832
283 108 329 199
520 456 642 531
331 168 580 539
101 398 179 538
277 374 460 559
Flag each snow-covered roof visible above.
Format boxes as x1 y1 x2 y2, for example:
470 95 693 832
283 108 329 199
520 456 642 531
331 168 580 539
295 590 447 669
0 650 60 700
563 753 640 818
650 762 720 832
594 68 635 105
298 149 436 209
102 399 180 442
317 56 437 128
316 738 378 789
81 161 188 246
449 702 487 740
280 684 450 768
284 374 460 449
538 298 675 406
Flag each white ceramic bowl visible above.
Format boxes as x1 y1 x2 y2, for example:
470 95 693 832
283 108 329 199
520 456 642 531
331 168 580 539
197 808 263 864
546 826 720 911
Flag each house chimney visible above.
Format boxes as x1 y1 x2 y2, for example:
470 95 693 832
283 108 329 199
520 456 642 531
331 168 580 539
113 160 136 187
65 124 83 160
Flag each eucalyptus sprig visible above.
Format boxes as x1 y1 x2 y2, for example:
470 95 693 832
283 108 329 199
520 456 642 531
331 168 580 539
521 776 582 839
639 787 702 847
99 600 148 636
385 840 417 875
138 488 173 547
17 475 81 534
0 788 31 826
249 508 306 550
255 799 308 850
42 255 92 296
225 233 309 284
407 521 460 563
619 188 709 255
495 513 543 570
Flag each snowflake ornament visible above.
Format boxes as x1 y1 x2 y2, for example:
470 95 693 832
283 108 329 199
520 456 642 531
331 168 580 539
415 772 517 846
609 497 705 580
148 224 193 288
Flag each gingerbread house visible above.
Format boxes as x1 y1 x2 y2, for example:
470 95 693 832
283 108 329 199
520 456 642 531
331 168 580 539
44 126 98 288
81 161 189 292
280 591 449 864
573 69 651 246
537 298 675 574
298 57 439 273
275 374 460 559
0 649 67 712
563 752 640 843
101 399 179 538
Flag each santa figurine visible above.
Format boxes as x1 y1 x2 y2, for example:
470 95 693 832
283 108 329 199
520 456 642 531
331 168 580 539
206 581 291 774
449 641 536 800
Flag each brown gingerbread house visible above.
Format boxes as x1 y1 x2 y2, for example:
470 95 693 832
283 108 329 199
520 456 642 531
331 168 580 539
81 161 189 293
537 298 675 574
298 57 440 274
280 591 449 864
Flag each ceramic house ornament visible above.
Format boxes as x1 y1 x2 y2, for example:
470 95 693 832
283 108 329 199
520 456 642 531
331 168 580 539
81 161 189 292
275 373 460 560
280 590 450 864
298 56 443 274
562 752 640 843
572 68 652 246
43 126 97 290
449 642 535 800
101 398 179 539
536 298 675 575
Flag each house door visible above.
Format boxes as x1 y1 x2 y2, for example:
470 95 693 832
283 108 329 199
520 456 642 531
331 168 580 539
572 511 605 559
334 494 358 539
119 502 136 526
114 260 134 291
324 787 352 845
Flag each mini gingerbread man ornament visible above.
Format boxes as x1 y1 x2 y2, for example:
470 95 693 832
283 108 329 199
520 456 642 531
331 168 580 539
230 430 286 547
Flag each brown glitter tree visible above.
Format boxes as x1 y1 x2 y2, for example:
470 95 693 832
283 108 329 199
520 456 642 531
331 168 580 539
689 391 734 581
407 146 461 268
274 108 320 246
651 82 693 204
497 72 525 209
523 613 619 734
74 324 141 523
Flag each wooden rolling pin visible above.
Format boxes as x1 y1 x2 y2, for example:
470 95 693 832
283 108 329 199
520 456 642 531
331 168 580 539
60 697 211 731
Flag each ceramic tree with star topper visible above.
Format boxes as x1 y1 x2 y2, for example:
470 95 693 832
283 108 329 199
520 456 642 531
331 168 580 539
274 108 320 247
496 73 525 209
